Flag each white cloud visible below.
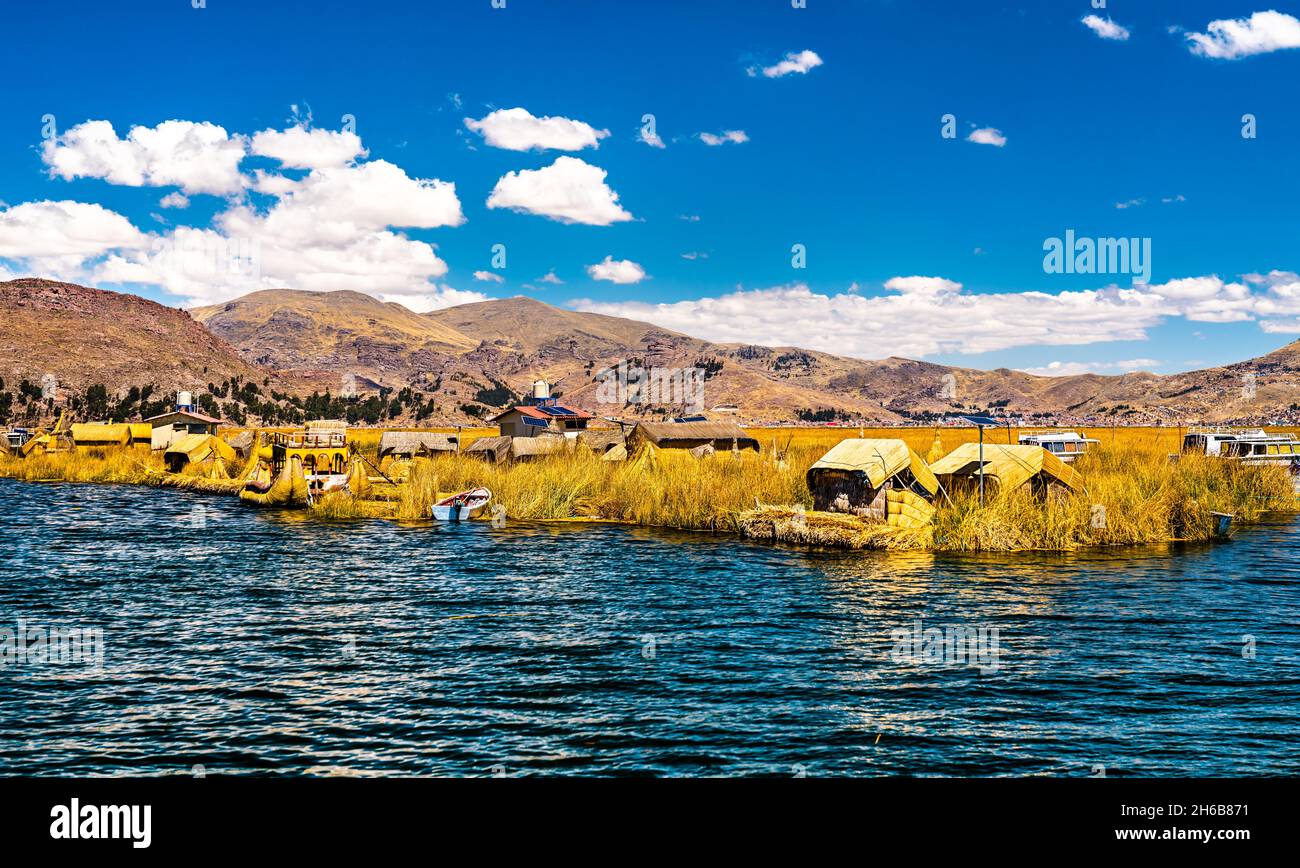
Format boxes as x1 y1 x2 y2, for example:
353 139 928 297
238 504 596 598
681 251 709 260
757 49 824 78
14 118 471 307
249 125 367 169
638 126 666 149
375 284 488 313
485 156 633 226
1019 359 1159 377
0 200 146 259
159 192 190 209
1115 198 1145 210
967 127 1007 147
473 270 505 284
464 107 609 152
1186 10 1300 59
1081 15 1130 41
42 120 248 196
572 274 1300 360
586 256 647 285
537 271 564 285
699 130 749 146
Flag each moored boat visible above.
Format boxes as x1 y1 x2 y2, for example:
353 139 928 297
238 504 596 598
432 487 492 522
1016 430 1099 464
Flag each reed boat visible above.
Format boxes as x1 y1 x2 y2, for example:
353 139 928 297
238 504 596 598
1016 430 1099 464
432 487 492 522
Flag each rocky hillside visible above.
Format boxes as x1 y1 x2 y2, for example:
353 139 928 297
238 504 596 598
0 278 270 398
5 279 1299 425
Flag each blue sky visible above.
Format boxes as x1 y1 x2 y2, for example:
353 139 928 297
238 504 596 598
2 0 1299 376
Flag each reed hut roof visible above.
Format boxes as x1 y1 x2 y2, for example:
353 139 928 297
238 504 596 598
808 438 939 496
378 431 458 458
929 443 1081 492
576 429 625 453
225 431 255 455
305 419 347 435
144 409 222 426
509 435 570 459
128 423 152 442
166 433 237 466
629 421 759 451
464 435 511 463
70 423 131 446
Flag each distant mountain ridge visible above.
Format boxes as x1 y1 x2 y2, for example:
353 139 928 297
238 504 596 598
5 279 1300 425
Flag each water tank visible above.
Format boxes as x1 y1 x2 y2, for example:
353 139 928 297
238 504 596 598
532 380 550 400
177 391 193 409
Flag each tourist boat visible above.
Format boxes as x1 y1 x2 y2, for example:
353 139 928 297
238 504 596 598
1180 427 1267 457
1016 431 1100 464
431 487 492 522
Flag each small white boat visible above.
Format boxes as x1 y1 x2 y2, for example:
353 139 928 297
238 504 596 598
431 487 492 522
1017 431 1100 464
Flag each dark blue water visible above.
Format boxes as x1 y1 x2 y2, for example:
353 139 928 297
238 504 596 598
0 478 1297 777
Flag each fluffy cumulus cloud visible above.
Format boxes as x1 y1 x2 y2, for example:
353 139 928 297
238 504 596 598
11 117 468 307
42 120 248 195
572 274 1300 360
1081 15 1130 41
473 270 505 284
0 200 146 259
698 130 749 146
464 108 609 152
249 126 367 169
967 127 1007 147
1186 10 1300 59
485 156 633 225
586 256 647 285
754 49 824 78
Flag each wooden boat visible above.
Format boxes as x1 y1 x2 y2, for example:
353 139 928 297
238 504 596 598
432 487 491 522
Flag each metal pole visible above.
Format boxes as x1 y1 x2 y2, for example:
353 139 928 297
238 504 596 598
978 425 985 506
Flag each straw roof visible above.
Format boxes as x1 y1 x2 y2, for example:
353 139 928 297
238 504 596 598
510 435 570 460
628 421 759 451
464 435 511 463
929 443 1081 492
807 438 939 496
225 431 255 455
166 433 237 466
305 419 347 434
576 429 624 453
378 431 457 458
70 423 131 446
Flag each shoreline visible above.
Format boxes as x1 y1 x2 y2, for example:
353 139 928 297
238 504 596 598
2 442 1295 554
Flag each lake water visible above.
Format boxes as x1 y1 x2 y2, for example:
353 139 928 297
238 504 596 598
1 479 1296 777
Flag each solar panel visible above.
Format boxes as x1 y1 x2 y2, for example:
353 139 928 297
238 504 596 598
959 414 1001 427
523 416 550 427
536 405 576 417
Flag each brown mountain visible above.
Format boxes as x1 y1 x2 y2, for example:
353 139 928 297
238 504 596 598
0 278 270 398
192 289 477 389
5 280 1299 425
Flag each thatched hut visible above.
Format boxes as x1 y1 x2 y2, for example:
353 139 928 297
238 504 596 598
928 443 1081 498
378 431 458 460
164 433 237 474
70 423 131 451
509 435 569 461
576 428 625 456
225 430 256 459
806 438 939 524
464 435 511 464
627 421 759 454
